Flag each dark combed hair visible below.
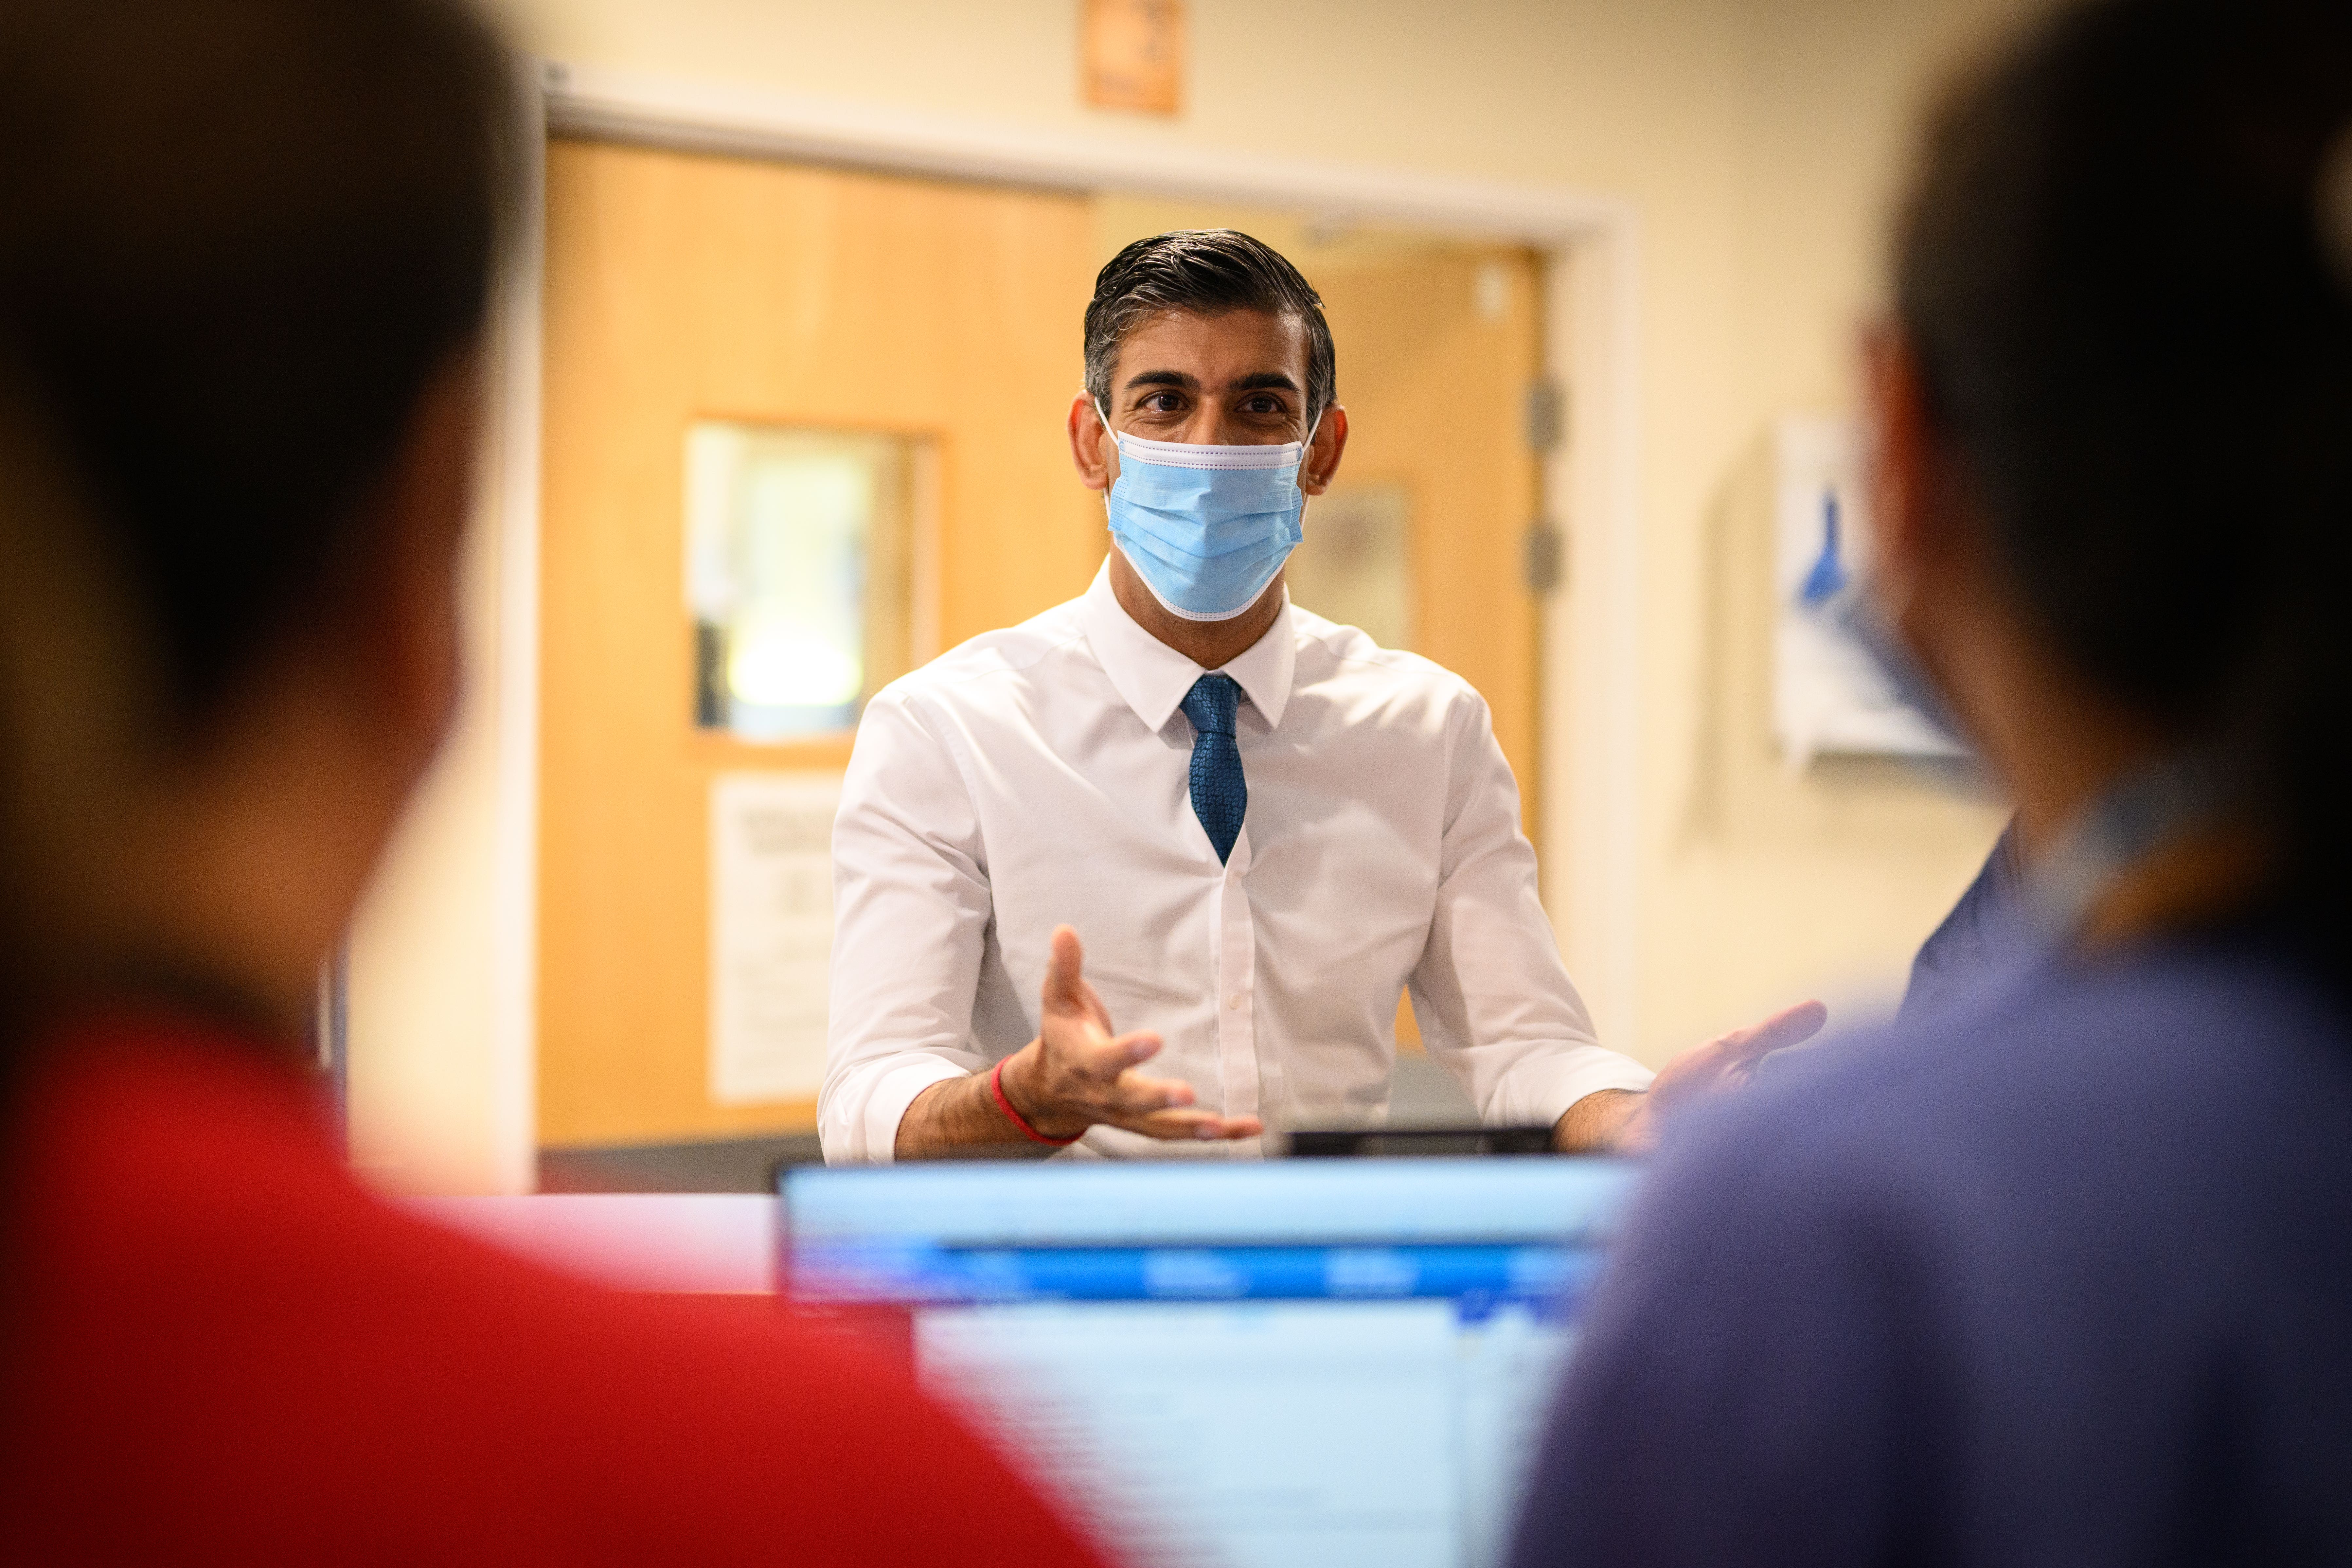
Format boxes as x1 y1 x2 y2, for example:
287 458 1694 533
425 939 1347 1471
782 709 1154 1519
1084 230 1337 425
1895 0 2352 921
0 0 516 740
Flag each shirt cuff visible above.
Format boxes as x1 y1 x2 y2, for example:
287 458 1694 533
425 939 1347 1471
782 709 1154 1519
835 1056 972 1166
1488 1046 1655 1130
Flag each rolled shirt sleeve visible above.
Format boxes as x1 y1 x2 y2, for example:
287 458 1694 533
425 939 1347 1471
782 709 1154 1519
1408 689 1653 1128
819 687 993 1164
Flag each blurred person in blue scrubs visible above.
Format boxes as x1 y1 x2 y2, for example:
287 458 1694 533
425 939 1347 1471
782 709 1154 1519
820 231 1826 1162
1900 816 2022 1021
1513 0 2352 1562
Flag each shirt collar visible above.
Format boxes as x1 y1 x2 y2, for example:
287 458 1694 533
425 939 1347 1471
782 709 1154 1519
1077 559 1297 733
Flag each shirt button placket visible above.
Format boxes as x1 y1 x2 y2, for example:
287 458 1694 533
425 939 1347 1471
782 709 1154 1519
1215 833 1259 1145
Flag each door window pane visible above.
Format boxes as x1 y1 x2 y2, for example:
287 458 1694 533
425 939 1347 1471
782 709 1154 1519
684 423 914 740
1287 482 1413 650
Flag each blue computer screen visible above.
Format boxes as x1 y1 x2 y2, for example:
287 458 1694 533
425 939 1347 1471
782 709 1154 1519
781 1158 1640 1568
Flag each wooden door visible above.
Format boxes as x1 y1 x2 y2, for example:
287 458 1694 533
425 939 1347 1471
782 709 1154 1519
537 140 1098 1148
1307 251 1546 837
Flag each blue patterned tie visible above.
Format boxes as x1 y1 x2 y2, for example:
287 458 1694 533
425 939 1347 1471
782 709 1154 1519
1180 673 1246 864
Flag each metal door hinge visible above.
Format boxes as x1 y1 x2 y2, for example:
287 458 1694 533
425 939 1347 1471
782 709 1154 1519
1524 380 1567 453
1523 519 1565 594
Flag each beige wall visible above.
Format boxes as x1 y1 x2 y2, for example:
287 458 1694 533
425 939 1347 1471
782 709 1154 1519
344 88 543 1196
345 460 531 1194
481 0 2033 1064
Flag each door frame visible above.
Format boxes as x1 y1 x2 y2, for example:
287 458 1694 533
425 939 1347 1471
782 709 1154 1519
451 59 1649 1184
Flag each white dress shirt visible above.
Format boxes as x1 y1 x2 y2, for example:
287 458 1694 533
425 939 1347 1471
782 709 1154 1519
819 562 1652 1162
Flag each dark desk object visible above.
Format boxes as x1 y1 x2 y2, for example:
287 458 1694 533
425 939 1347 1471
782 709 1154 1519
1282 1125 1557 1158
539 1133 824 1192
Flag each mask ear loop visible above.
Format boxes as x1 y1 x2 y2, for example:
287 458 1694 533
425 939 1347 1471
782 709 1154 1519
1092 399 1127 517
1299 403 1326 489
1092 400 1124 533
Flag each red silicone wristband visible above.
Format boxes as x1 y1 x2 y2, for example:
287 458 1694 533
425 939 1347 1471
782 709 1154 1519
990 1057 1081 1146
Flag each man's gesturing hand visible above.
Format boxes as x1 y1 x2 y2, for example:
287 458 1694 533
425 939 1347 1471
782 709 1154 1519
1558 999 1829 1153
997 926 1263 1143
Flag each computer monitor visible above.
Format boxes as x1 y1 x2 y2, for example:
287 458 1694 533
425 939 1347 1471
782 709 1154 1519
778 1156 1641 1568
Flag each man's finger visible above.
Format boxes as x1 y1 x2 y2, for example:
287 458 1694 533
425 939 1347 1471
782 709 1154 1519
1120 1109 1265 1142
1070 1029 1163 1081
1041 924 1089 1016
1104 1065 1196 1115
1044 928 1125 1037
1715 999 1829 1064
1073 975 1117 1036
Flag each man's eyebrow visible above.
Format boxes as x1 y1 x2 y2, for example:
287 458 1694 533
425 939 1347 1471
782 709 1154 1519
1119 369 1303 395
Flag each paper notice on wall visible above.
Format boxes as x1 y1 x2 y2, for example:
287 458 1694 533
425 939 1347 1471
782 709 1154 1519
709 772 841 1105
1773 415 1966 767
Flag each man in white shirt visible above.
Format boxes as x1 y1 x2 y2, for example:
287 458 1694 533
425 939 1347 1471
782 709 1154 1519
820 229 1823 1163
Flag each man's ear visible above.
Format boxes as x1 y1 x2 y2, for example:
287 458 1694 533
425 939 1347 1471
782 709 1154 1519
360 347 481 777
1300 404 1348 496
1067 392 1114 492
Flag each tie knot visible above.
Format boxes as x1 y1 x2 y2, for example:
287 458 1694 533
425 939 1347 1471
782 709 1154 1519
1181 673 1242 737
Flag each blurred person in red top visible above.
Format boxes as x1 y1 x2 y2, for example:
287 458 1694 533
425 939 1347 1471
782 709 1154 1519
0 2 1111 1563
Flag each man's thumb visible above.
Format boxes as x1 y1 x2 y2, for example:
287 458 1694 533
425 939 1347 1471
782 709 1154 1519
1043 925 1086 1010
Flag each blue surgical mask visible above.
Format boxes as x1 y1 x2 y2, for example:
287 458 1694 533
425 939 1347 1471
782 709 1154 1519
1099 403 1317 622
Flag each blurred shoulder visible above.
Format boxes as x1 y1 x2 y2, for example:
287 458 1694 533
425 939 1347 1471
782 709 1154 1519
13 1033 1101 1562
250 1197 1092 1559
1643 933 2352 1247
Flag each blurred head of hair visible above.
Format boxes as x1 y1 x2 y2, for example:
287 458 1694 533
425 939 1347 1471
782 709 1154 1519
0 0 513 1076
1892 0 2352 921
